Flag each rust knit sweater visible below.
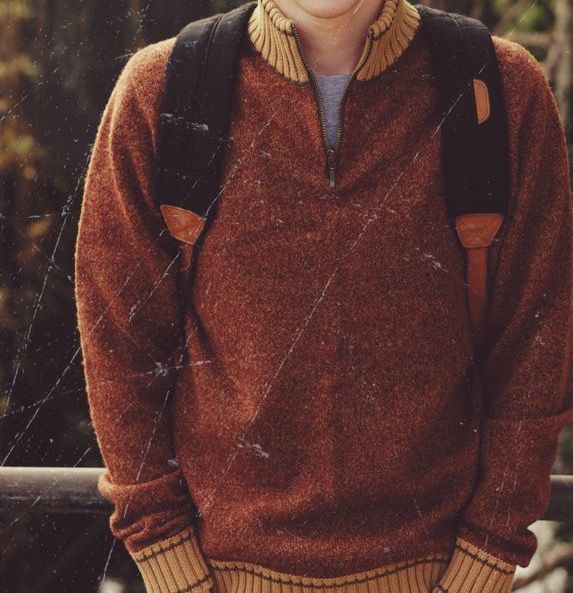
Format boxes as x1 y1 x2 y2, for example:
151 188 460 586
74 1 573 593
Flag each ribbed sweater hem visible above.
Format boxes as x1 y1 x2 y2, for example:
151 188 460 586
209 553 451 593
130 526 516 593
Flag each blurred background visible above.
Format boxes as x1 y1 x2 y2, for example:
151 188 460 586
0 0 572 592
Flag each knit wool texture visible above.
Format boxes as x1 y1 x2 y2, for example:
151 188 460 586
74 0 573 590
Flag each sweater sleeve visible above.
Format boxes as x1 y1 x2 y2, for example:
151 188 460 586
74 41 215 593
431 40 573 593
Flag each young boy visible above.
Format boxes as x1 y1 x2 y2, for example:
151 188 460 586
74 1 573 592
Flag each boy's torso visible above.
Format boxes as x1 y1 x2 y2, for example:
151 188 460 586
171 27 488 576
106 0 547 581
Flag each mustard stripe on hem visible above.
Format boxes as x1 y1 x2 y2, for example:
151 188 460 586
129 525 516 593
208 553 452 593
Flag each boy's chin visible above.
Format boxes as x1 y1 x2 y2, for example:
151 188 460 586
276 0 373 21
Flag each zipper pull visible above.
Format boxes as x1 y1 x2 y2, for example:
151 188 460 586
327 148 337 189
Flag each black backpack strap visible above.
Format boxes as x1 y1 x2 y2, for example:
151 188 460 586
154 1 256 306
155 1 256 229
415 4 510 357
415 4 510 218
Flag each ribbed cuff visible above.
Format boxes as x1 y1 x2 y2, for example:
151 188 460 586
130 525 215 593
430 537 516 593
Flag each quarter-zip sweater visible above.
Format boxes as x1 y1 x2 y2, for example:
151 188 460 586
74 2 573 593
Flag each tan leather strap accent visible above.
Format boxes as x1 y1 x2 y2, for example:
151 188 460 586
160 204 207 305
180 242 194 284
472 78 491 125
465 245 489 352
160 204 206 248
455 213 504 355
455 212 503 249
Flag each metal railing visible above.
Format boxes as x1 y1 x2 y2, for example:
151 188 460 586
0 467 110 514
1 467 573 521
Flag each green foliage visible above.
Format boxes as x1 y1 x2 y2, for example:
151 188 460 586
518 1 554 31
0 0 33 19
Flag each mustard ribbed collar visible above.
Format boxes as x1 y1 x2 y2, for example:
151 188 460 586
247 0 421 84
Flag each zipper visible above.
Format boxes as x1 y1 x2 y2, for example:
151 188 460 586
292 25 375 189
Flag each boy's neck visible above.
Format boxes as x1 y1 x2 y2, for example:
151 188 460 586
274 0 387 75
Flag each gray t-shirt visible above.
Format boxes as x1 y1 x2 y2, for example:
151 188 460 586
313 71 353 149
